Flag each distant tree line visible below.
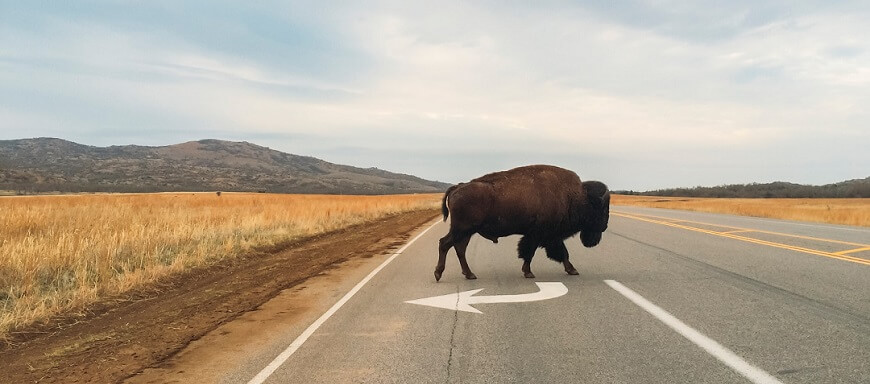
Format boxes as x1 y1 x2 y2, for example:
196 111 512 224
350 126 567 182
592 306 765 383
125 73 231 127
618 178 870 198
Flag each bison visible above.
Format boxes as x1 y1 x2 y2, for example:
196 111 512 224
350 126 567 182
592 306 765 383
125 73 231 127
435 165 610 281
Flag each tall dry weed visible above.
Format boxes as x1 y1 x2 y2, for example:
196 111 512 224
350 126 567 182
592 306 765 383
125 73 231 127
0 193 439 340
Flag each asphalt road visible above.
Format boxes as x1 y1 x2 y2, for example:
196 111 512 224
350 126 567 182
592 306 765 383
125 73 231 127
236 207 870 383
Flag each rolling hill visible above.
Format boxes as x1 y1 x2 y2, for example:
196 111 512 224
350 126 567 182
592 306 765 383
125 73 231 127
0 138 451 194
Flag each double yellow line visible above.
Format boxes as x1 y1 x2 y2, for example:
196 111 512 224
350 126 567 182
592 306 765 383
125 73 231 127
613 211 870 266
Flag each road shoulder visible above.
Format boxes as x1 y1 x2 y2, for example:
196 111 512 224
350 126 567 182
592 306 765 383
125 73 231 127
0 209 439 384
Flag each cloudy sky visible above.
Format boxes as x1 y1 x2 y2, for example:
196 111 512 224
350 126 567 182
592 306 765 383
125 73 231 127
1 1 868 190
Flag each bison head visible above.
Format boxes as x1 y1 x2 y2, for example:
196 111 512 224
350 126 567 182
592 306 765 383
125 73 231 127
580 181 610 248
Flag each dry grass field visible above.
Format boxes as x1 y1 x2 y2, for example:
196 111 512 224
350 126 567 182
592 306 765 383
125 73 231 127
0 192 440 339
612 195 870 227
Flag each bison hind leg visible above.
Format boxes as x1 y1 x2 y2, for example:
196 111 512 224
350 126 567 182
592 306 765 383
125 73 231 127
435 230 477 281
435 233 454 281
453 234 477 280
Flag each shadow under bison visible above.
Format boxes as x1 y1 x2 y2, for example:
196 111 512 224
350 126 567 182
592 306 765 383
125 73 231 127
436 164 610 281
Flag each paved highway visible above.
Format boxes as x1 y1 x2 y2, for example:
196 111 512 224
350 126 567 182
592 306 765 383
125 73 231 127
234 207 869 383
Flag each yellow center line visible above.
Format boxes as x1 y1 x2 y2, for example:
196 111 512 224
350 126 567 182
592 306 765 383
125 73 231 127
613 212 870 267
720 230 755 234
614 211 870 248
835 247 870 256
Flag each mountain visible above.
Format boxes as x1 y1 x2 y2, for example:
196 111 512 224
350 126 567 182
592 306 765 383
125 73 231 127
0 138 451 194
619 177 870 198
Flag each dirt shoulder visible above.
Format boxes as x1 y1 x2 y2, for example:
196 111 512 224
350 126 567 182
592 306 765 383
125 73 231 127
0 209 439 384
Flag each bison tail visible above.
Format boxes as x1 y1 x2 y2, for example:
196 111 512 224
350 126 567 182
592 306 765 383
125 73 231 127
441 184 460 221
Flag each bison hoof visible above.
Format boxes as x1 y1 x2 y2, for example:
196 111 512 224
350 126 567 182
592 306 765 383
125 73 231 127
464 273 478 280
434 270 443 282
524 272 536 278
566 269 579 275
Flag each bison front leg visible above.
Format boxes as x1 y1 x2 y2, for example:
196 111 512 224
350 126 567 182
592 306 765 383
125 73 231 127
517 236 538 278
563 256 579 275
544 241 578 275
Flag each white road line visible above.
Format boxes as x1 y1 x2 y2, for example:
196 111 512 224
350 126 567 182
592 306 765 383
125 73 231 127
604 280 784 384
247 221 441 384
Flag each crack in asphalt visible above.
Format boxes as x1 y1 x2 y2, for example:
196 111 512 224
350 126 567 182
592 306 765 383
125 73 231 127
445 286 460 384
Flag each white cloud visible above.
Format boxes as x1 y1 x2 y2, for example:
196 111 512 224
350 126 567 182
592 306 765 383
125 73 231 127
1 1 868 188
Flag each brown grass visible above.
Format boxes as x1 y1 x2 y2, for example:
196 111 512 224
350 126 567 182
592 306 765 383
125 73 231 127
0 192 440 339
612 195 870 227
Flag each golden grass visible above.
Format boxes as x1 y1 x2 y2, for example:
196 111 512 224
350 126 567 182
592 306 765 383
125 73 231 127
612 195 870 227
0 192 440 339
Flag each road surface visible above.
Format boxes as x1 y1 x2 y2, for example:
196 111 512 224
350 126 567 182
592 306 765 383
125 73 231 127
197 207 870 383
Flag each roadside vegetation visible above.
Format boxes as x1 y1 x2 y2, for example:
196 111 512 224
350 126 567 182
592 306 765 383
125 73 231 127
617 177 870 198
0 192 440 340
612 195 870 227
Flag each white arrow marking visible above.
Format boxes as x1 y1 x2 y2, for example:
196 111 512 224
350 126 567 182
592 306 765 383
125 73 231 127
404 282 568 314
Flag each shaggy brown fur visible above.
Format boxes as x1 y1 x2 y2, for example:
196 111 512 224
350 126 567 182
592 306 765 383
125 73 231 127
436 165 610 281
